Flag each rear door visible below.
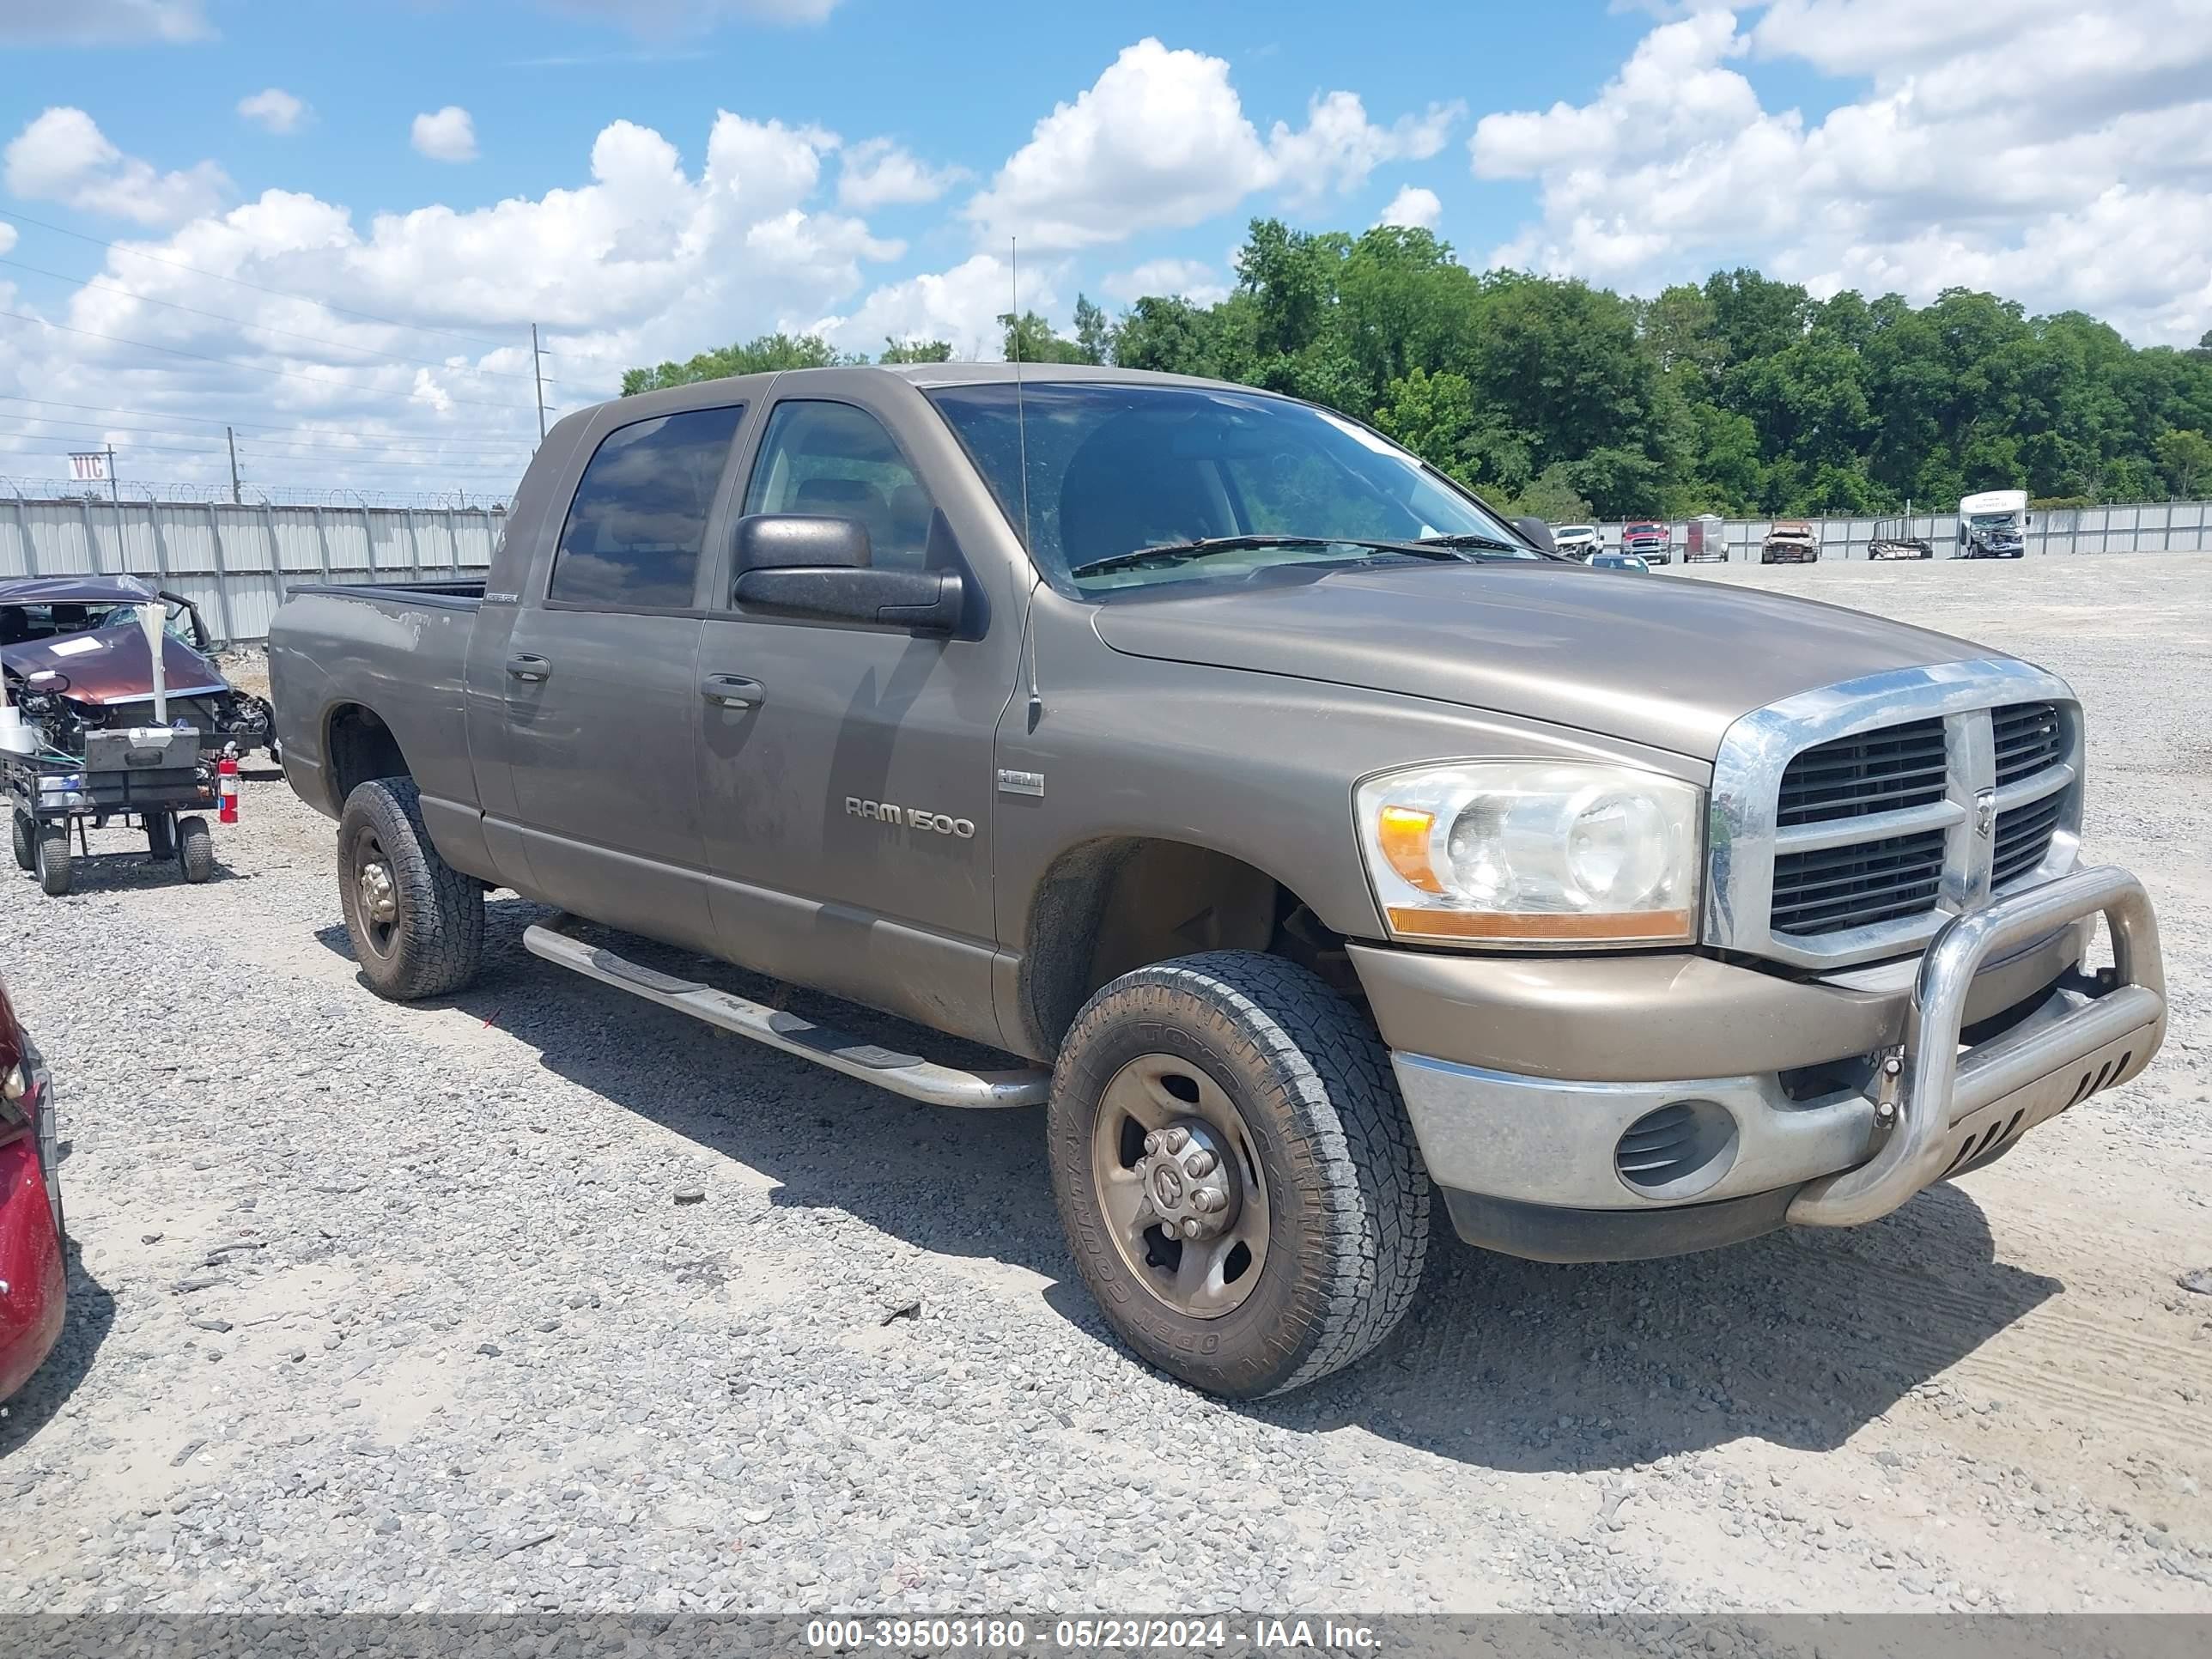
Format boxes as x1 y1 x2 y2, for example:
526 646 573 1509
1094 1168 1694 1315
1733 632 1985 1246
497 400 747 951
692 374 1024 1045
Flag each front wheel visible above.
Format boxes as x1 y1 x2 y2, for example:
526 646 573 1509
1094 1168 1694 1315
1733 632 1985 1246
1048 951 1429 1398
337 777 484 1000
11 810 33 872
146 812 175 861
35 821 71 897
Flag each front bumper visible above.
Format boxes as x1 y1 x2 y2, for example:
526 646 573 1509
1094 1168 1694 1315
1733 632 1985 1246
1366 866 2165 1261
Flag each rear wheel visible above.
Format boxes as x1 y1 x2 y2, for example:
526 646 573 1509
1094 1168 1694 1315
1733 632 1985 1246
11 810 33 872
146 811 175 860
337 776 483 1000
35 821 71 897
1048 951 1429 1398
177 815 214 884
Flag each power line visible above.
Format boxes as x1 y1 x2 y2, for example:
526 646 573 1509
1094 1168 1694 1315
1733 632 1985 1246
0 435 225 459
0 257 558 386
0 209 553 358
0 394 547 451
0 307 533 411
0 411 532 459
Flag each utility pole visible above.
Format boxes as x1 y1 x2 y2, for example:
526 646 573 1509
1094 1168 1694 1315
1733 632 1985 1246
105 445 118 511
226 427 242 505
531 324 547 441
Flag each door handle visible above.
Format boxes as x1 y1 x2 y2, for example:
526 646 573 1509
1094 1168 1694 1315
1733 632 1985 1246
506 653 552 683
701 673 766 709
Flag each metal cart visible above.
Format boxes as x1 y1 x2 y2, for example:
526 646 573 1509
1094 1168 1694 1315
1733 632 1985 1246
5 727 218 897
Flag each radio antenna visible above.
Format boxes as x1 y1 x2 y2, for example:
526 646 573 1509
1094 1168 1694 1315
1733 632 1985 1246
1012 236 1042 727
1011 236 1034 556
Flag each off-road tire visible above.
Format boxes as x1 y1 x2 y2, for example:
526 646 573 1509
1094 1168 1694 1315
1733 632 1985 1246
146 812 175 861
35 821 71 897
177 815 214 884
11 810 33 872
1048 951 1429 1398
337 777 483 1001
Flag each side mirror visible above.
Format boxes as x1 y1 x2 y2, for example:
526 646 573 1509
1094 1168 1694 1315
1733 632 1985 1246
731 514 965 634
734 513 872 574
1510 516 1557 555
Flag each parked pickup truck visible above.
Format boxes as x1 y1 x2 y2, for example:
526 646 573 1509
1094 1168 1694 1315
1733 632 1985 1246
269 364 2167 1400
1761 520 1820 563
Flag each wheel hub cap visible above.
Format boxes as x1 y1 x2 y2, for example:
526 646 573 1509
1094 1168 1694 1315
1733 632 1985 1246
359 860 398 925
1138 1121 1240 1242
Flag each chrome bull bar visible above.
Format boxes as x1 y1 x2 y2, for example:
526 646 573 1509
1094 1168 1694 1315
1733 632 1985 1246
1787 865 2166 1228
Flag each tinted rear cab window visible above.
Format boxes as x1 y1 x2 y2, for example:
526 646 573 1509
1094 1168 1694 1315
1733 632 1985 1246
548 405 743 608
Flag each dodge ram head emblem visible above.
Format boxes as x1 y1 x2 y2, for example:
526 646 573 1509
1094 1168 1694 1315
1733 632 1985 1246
1974 787 1996 840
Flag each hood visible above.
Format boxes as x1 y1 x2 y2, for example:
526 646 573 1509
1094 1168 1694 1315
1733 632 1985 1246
1090 562 1987 760
1 625 230 707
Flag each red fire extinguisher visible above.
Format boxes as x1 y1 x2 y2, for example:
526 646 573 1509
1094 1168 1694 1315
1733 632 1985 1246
217 755 240 824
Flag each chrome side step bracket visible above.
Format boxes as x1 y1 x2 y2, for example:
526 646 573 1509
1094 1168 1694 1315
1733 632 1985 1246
521 923 1049 1110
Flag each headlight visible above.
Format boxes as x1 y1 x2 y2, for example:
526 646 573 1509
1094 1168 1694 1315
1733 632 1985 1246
1355 761 1704 945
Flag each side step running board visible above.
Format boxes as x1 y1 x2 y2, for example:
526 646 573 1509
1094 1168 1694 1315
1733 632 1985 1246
521 923 1049 1110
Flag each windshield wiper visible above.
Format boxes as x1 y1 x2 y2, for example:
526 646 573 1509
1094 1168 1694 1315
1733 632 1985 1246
1068 534 1477 580
1067 535 1333 580
1416 532 1533 555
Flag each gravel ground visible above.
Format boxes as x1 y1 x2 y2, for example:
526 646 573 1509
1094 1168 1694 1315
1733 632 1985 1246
2 554 2207 1614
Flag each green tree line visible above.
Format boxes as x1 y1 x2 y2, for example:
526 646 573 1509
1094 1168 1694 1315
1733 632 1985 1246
623 219 2212 521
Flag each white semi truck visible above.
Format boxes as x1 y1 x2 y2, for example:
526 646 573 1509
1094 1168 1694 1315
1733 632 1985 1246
1957 489 2029 558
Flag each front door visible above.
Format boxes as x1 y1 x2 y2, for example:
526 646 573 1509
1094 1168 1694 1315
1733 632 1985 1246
501 402 744 952
694 392 1018 1043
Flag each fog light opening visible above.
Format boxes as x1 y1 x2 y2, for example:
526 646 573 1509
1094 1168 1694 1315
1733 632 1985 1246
1613 1099 1740 1200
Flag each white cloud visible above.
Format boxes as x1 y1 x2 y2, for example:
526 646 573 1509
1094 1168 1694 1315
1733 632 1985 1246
0 111 903 495
1267 93 1460 209
411 106 479 164
836 137 965 210
1470 2 2212 343
1375 185 1442 232
0 0 211 44
1101 258 1227 306
3 106 230 226
814 253 1048 361
966 38 1462 251
0 221 15 257
237 88 307 135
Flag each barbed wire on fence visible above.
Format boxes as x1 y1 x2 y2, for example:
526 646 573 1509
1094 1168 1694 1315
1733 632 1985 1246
0 476 510 512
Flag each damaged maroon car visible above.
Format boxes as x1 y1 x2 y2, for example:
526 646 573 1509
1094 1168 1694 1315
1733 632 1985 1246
0 575 276 763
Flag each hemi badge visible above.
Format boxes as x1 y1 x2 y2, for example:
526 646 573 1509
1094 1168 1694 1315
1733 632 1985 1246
996 769 1045 798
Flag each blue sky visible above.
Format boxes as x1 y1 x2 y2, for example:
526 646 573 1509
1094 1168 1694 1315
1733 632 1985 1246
1 1 2206 495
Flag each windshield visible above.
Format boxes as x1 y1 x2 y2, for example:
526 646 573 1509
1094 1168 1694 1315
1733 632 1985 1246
1555 525 1595 538
0 599 194 648
1968 513 2021 530
927 381 1536 594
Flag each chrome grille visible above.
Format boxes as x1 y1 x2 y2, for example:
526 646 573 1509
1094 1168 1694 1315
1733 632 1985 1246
1778 718 1947 825
1993 702 2062 787
1771 828 1948 934
1993 795 2064 889
1704 660 2085 969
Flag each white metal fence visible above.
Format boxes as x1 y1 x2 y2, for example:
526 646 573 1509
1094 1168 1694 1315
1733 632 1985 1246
0 493 502 643
1595 499 2211 562
4 489 2207 643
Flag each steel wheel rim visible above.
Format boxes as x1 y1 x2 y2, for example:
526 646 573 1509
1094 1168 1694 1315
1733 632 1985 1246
350 829 399 957
1089 1053 1270 1320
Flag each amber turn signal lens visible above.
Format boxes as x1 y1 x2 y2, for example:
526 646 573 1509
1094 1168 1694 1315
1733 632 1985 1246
1384 906 1694 944
1376 805 1446 894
